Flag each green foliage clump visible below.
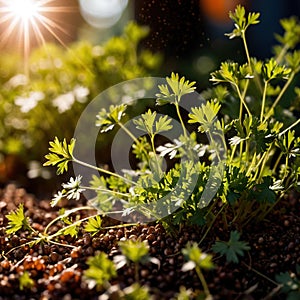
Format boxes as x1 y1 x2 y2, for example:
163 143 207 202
83 252 117 290
0 21 161 180
212 230 250 263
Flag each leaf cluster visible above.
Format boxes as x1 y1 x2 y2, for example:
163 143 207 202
212 231 250 263
43 137 75 174
5 204 33 235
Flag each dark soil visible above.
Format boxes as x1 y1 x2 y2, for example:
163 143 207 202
0 184 299 300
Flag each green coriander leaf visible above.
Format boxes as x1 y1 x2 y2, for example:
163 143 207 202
285 50 300 71
182 243 214 271
96 104 127 133
62 223 80 238
275 17 300 50
250 177 277 204
276 270 300 294
226 5 260 39
119 240 149 263
212 231 250 263
133 109 156 135
155 115 173 134
262 58 291 82
84 253 116 289
123 283 151 300
188 100 221 133
84 215 102 236
156 72 196 105
6 204 31 235
19 271 34 291
43 137 75 175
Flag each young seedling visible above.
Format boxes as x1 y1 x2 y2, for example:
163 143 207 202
181 243 214 300
19 271 34 291
114 239 160 282
276 265 300 300
83 252 117 291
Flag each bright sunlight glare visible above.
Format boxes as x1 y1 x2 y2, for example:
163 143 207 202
6 0 39 22
0 0 75 75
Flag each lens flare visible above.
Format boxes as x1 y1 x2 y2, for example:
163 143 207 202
6 0 39 21
0 0 75 74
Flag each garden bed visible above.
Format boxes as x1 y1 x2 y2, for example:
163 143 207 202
0 184 299 299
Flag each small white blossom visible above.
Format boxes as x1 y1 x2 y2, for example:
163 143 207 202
53 92 75 113
6 74 28 88
27 160 51 179
73 85 89 103
62 175 85 201
51 190 65 207
62 175 83 189
15 91 44 113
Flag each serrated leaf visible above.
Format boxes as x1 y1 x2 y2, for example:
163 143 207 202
63 223 80 238
119 239 150 263
262 58 291 82
133 109 156 135
19 271 34 291
43 137 75 175
212 231 250 263
182 243 214 270
250 177 277 204
188 100 221 132
155 115 173 133
156 72 196 105
226 5 260 39
84 253 116 289
84 215 102 236
6 204 31 235
96 104 127 133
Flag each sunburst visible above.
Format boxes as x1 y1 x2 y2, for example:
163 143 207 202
0 0 76 74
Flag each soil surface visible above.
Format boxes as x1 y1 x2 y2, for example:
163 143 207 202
0 184 299 299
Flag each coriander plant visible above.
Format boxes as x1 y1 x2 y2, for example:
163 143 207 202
43 5 300 239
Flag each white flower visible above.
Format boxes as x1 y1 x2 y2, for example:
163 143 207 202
52 92 75 113
6 74 28 88
62 175 83 189
62 175 85 201
73 85 89 103
15 91 44 113
27 160 51 179
51 190 65 207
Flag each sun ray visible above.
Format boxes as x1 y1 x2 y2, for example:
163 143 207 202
0 0 79 76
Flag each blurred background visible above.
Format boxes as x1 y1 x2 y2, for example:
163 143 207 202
0 0 299 196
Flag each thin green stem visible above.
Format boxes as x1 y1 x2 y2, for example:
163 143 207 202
73 158 136 185
265 73 295 121
150 134 163 178
82 186 131 198
242 31 252 73
199 204 226 246
241 262 279 286
252 158 264 181
43 206 96 235
275 44 290 64
234 83 252 117
272 152 283 174
239 140 244 167
118 122 139 144
278 118 300 138
257 193 285 222
229 144 237 164
195 266 211 298
175 100 188 138
260 81 268 122
239 80 250 121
